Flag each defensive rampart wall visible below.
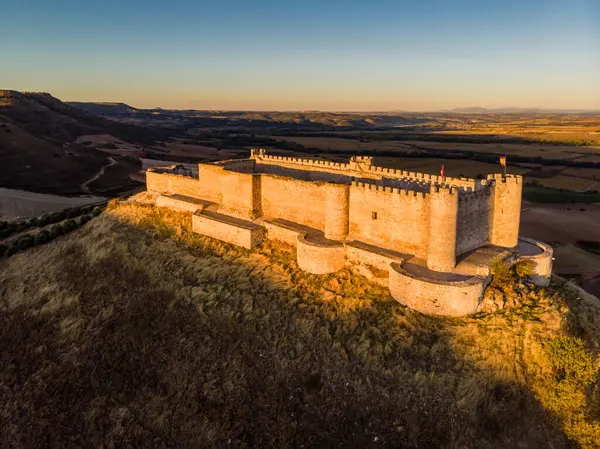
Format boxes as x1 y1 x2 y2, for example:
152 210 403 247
388 263 490 316
260 175 328 231
456 187 493 256
296 235 346 274
146 170 201 198
348 182 430 259
252 151 488 191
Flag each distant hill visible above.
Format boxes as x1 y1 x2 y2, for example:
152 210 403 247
443 106 600 114
67 101 140 117
66 102 436 129
0 90 161 194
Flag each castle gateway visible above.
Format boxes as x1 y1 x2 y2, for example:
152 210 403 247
146 149 553 316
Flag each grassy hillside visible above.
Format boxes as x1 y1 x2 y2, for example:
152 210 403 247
1 202 599 448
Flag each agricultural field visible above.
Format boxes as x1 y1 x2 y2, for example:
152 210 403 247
270 135 600 192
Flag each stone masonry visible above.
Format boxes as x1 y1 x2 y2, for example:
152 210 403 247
146 149 553 316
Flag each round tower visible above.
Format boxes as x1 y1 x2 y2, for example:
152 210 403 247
427 185 459 272
324 183 350 241
488 174 522 248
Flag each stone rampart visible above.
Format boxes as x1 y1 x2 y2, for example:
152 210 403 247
146 170 201 199
296 235 345 274
262 219 305 247
251 150 487 191
456 186 493 255
261 175 328 231
389 263 490 316
156 194 208 213
518 237 554 287
348 181 430 258
192 211 264 249
345 241 405 273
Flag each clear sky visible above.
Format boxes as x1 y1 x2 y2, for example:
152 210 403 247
1 0 598 111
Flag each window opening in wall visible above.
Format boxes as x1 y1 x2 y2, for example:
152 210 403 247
372 211 378 220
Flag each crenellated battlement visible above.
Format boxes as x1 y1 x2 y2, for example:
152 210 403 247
486 173 522 184
351 181 429 198
458 184 493 202
429 184 456 195
258 153 352 171
147 164 197 179
249 149 488 191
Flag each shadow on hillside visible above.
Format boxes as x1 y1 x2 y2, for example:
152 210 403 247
0 213 574 448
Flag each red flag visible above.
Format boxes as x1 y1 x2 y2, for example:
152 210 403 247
500 155 507 167
441 165 445 180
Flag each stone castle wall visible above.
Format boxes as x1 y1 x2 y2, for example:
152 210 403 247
456 187 493 256
147 153 523 273
388 263 490 316
146 152 545 317
348 182 430 259
261 175 328 231
255 152 488 191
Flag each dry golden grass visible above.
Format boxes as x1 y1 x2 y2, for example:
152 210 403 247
0 202 599 448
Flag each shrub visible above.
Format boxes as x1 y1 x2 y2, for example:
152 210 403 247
37 214 50 226
50 211 66 223
92 206 103 217
15 221 29 232
79 214 91 226
489 259 513 290
513 259 534 279
66 207 81 219
34 230 51 246
49 223 64 238
82 205 94 214
0 244 6 257
62 219 78 233
0 229 12 239
16 235 34 250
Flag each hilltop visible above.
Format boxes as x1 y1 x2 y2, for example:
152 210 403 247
0 91 170 194
0 200 598 448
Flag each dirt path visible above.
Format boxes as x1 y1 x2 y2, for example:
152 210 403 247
82 157 117 193
576 179 599 192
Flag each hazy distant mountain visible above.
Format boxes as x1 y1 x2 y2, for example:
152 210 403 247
443 106 600 114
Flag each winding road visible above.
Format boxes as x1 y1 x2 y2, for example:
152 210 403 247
81 157 117 193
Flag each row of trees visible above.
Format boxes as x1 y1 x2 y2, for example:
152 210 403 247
0 203 106 239
0 205 105 259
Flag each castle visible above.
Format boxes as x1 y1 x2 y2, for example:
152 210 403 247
146 149 553 316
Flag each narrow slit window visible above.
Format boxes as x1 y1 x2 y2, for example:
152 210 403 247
372 211 378 220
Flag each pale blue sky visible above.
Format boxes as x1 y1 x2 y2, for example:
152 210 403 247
1 0 598 110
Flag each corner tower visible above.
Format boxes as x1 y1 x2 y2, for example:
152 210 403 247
427 184 459 272
488 174 522 248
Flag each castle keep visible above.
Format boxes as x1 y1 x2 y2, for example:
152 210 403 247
146 149 553 316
